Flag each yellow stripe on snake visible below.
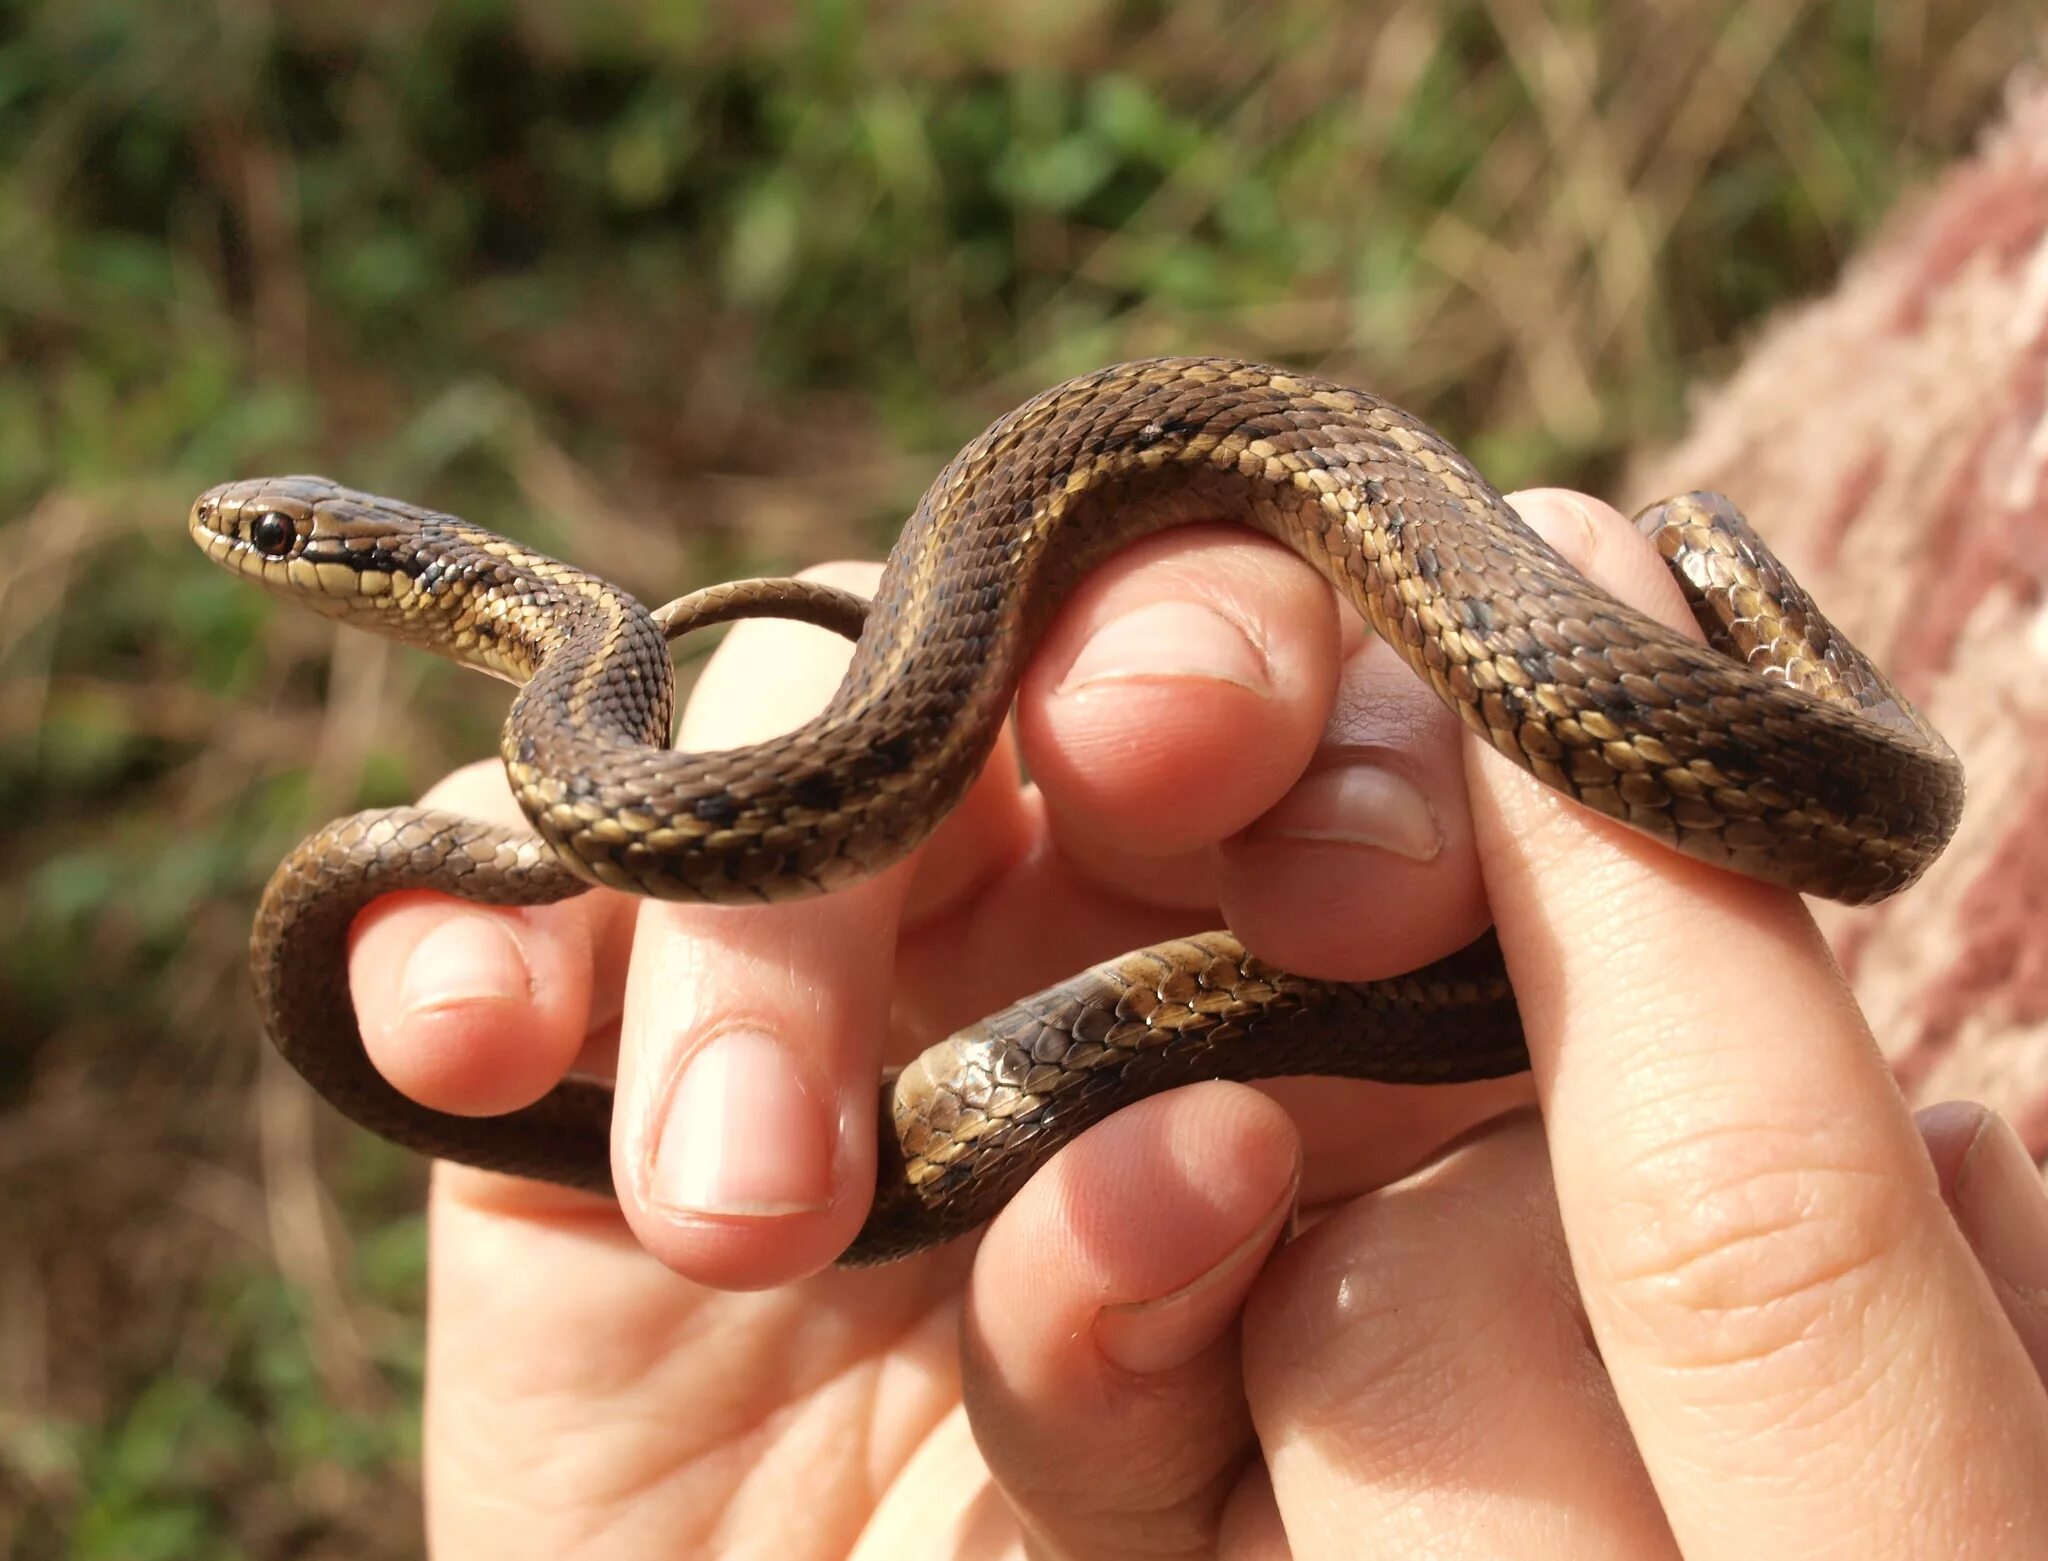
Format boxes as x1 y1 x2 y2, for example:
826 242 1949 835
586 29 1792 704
189 357 1963 1265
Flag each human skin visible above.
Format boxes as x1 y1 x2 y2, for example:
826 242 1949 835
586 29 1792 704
344 489 2048 1557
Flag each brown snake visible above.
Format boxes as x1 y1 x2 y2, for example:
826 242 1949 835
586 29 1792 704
189 356 1964 1265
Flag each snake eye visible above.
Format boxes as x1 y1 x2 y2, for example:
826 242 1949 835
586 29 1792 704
250 511 297 556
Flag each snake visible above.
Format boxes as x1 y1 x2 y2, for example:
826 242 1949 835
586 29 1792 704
188 356 1964 1265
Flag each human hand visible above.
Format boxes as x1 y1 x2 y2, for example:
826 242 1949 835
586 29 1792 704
1228 493 2048 1556
342 488 2048 1556
346 508 1531 1552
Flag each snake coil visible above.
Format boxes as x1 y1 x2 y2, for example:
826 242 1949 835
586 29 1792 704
190 357 1962 1264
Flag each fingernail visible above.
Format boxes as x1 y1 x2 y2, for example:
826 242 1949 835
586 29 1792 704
1093 1185 1296 1375
1059 600 1272 696
1514 489 1601 569
400 914 531 1015
1953 1110 2048 1304
1247 759 1441 861
649 1029 834 1219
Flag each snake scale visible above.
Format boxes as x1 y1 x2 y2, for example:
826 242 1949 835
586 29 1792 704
189 357 1963 1264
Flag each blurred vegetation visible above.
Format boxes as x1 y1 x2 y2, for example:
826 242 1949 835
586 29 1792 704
0 0 2038 1552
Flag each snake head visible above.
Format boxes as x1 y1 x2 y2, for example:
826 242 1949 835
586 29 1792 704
188 474 495 664
189 474 414 576
187 474 452 630
187 475 583 682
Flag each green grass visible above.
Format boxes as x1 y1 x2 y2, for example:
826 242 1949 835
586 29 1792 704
0 1 2037 1552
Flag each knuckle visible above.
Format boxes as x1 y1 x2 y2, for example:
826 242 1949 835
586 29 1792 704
1592 1122 1909 1375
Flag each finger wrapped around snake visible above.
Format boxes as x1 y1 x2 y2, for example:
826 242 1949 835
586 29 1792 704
188 357 1964 1266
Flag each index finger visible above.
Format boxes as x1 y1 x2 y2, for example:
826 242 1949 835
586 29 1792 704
1472 490 2048 1556
609 537 1355 1284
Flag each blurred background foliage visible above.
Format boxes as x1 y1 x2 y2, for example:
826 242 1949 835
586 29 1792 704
0 0 2039 1552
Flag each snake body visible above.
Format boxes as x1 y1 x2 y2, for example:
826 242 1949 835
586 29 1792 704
190 357 1963 1264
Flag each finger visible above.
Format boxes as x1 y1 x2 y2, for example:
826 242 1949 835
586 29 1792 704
1471 490 2048 1555
1243 1113 1677 1559
349 575 1033 1128
612 562 1046 1285
961 1082 1298 1560
348 758 629 1117
1217 627 1485 979
1216 1477 1291 1561
897 772 1533 1206
610 563 893 1282
897 521 1524 1217
1919 1102 2048 1378
1015 524 1489 982
1017 525 1347 879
